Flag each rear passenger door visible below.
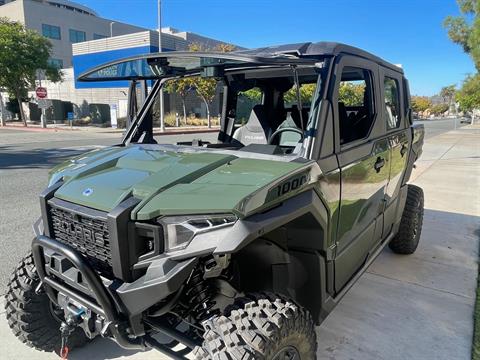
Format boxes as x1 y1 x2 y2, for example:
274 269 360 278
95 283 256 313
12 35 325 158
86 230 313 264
381 68 410 234
332 56 391 292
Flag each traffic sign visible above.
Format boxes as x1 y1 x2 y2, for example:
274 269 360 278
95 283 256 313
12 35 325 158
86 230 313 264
37 99 52 109
35 87 48 99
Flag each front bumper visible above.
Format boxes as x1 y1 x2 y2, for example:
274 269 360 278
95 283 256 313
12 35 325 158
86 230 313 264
32 234 196 349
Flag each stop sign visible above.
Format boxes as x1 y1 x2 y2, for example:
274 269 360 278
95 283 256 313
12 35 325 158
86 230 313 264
36 87 47 99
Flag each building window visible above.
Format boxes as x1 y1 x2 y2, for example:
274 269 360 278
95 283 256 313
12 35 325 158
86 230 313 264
93 33 107 40
48 58 64 69
69 29 86 43
42 24 61 40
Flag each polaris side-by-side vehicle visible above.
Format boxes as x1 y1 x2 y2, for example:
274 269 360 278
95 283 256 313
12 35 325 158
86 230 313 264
6 42 424 359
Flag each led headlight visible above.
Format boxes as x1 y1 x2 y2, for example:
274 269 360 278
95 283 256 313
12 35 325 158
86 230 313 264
157 214 237 252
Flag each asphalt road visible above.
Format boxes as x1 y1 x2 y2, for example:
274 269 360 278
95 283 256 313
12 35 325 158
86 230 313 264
0 118 465 295
416 117 467 139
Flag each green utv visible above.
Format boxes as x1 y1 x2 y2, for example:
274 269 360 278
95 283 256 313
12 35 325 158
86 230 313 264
6 42 425 359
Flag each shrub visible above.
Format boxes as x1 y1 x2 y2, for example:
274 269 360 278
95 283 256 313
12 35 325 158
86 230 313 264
430 103 449 115
164 112 178 127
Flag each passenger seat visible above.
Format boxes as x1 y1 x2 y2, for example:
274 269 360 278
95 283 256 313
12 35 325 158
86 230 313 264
232 105 271 146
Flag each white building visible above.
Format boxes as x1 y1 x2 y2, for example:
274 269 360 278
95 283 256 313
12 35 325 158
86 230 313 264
0 0 239 124
0 0 147 67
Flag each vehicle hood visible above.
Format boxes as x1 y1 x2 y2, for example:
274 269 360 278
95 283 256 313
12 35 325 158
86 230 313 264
49 145 311 219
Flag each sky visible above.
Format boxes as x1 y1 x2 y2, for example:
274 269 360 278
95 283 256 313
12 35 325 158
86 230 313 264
77 0 476 96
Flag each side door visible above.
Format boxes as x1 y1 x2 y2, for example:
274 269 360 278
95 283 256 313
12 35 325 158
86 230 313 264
381 68 410 234
332 56 391 292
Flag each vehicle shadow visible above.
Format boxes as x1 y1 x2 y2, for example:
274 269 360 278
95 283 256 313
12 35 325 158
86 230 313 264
68 336 176 360
0 146 86 169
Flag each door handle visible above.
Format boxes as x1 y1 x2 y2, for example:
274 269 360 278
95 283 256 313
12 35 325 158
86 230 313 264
374 157 385 173
400 144 408 157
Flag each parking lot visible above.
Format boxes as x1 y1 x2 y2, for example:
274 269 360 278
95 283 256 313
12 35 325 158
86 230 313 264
0 118 479 359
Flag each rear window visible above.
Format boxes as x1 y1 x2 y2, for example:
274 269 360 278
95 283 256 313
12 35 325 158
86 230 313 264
384 77 401 130
236 87 263 125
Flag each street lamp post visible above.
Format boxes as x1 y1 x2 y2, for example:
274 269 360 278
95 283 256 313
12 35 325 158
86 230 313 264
158 0 165 132
110 21 115 37
36 69 47 129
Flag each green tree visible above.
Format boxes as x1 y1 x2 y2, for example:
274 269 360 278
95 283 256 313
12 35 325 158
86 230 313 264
411 96 432 113
456 74 480 111
440 85 457 105
431 103 450 116
0 18 61 126
193 77 217 127
284 83 316 104
241 88 262 102
163 77 194 124
339 82 365 106
188 42 235 127
444 0 480 71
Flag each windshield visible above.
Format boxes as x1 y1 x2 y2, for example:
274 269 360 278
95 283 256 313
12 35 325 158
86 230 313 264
80 52 326 158
125 65 322 158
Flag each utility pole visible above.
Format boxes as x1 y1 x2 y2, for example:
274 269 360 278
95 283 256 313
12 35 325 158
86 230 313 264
158 0 165 132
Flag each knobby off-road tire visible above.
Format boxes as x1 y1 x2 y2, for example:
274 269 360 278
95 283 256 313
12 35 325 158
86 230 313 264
193 293 317 360
5 253 88 353
389 184 424 254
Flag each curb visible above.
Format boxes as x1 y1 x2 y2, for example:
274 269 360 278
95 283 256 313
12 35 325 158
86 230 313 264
1 125 220 135
0 125 71 132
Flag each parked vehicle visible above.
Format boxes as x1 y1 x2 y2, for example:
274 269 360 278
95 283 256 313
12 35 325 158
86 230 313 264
5 42 424 359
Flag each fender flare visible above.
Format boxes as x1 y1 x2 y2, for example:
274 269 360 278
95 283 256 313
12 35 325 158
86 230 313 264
214 189 329 254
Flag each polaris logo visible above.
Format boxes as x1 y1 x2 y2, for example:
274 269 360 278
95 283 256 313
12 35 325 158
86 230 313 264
82 188 93 196
52 217 106 246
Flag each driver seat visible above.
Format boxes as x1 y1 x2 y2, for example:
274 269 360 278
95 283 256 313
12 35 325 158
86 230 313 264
232 105 271 145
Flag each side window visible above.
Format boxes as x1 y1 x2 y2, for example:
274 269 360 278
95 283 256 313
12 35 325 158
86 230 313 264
235 87 262 125
384 77 401 130
337 67 375 145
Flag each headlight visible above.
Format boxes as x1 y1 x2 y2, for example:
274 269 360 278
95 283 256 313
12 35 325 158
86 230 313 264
157 214 237 252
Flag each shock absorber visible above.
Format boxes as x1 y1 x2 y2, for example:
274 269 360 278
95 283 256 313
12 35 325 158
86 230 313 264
184 266 218 321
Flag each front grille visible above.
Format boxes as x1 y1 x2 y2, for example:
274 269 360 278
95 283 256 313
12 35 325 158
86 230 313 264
49 204 113 277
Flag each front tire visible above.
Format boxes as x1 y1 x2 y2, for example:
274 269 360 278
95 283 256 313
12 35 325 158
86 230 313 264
5 253 88 353
193 293 317 359
389 184 424 254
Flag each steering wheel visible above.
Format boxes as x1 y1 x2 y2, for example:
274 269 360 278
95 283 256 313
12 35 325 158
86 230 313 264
268 127 304 145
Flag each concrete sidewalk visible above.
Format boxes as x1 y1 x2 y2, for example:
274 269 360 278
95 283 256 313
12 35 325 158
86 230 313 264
0 126 479 359
317 125 480 359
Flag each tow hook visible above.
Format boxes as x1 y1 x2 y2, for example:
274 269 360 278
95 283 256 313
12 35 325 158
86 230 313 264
59 313 82 360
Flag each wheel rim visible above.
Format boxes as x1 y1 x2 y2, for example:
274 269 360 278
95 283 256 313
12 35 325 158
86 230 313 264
272 345 301 360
